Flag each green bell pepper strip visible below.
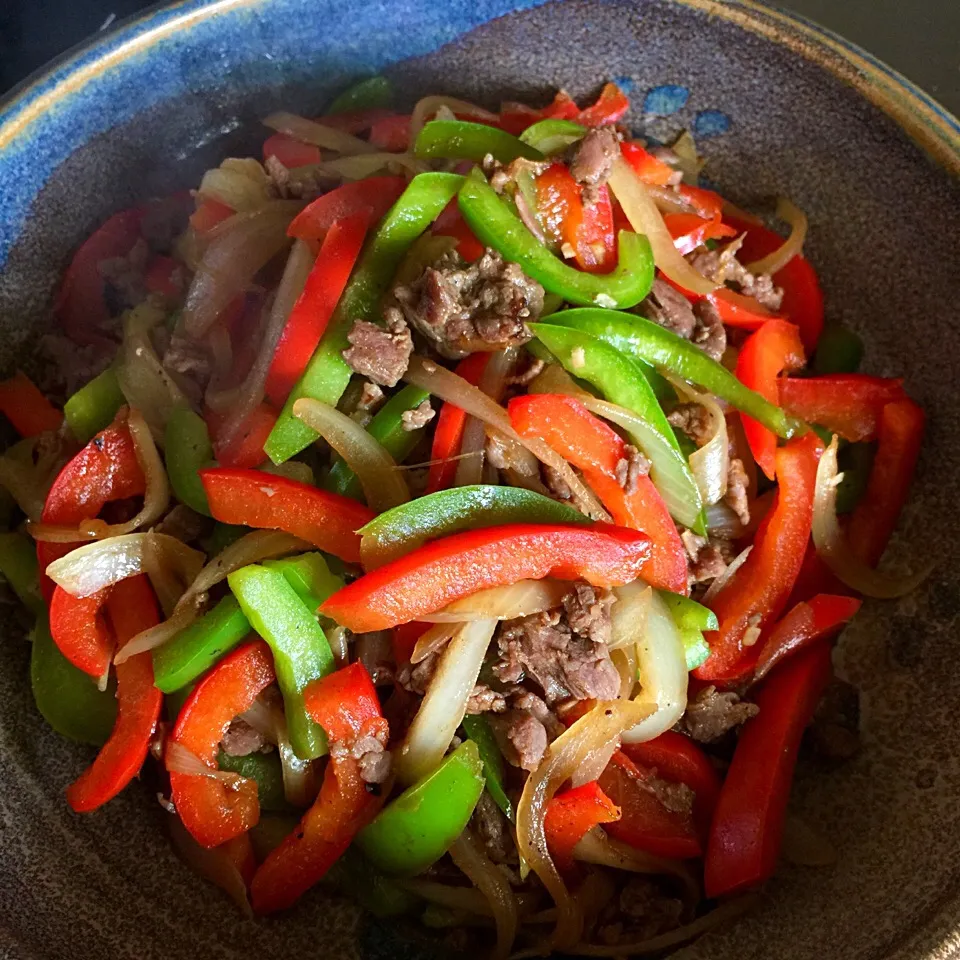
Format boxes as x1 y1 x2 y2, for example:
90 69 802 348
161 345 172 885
660 592 717 671
544 308 802 439
326 75 393 114
836 442 874 515
458 173 655 310
461 714 514 822
265 172 464 464
217 749 291 813
813 324 864 375
355 740 485 876
31 617 117 745
228 564 335 760
326 385 431 500
328 848 419 918
263 551 343 612
165 406 214 516
152 595 252 694
358 484 589 568
531 322 706 534
415 119 544 164
0 531 43 614
519 118 586 155
63 367 126 446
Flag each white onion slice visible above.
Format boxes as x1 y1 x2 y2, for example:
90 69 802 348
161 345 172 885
449 827 519 960
396 618 497 786
411 623 457 664
166 740 245 785
527 362 589 398
703 501 747 539
420 579 569 623
573 826 690 883
403 355 608 521
293 398 410 512
313 153 427 179
618 586 689 745
812 437 928 598
199 158 273 211
456 348 516 488
0 436 65 522
409 95 498 142
702 544 753 604
670 131 704 186
263 111 377 155
744 198 808 276
610 645 639 701
608 157 718 296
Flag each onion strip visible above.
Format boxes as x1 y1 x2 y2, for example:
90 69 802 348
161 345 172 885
411 623 457 664
665 375 729 506
745 198 808 276
702 544 753 604
608 156 718 296
293 398 410 512
456 348 516 488
262 111 377 155
403 356 608 521
812 437 928 598
409 95 498 142
420 579 569 623
165 740 245 785
312 153 427 180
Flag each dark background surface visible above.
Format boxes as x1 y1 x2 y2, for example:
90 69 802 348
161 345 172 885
1 0 959 115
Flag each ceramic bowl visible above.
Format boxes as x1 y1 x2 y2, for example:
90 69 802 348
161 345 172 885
1 1 959 958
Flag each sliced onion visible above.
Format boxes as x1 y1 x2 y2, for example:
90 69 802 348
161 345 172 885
456 348 516 488
528 362 590 398
813 437 928 598
116 301 189 439
702 544 753 604
573 827 692 886
665 376 729 506
644 185 693 217
402 879 493 916
216 239 314 452
703 501 747 539
410 95 498 142
420 579 569 623
263 111 377 155
745 198 808 276
327 625 350 667
404 355 609 521
670 131 704 186
182 202 300 339
293 398 410 512
166 740 244 785
45 532 204 599
517 699 653 952
167 813 253 917
610 646 639 701
781 814 838 867
411 623 457 663
113 531 309 663
199 158 273 211
0 435 68 521
608 156 718 296
396 618 497 786
313 153 427 180
449 827 519 960
618 586 689 745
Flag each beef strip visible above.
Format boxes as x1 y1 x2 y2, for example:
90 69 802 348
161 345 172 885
351 735 392 784
681 530 728 587
679 685 759 742
466 684 508 715
598 877 684 945
542 463 573 502
667 403 713 447
221 717 271 757
393 248 543 358
493 586 620 704
691 299 727 361
396 654 437 696
162 332 212 404
724 456 751 525
155 504 211 544
568 126 620 206
690 244 784 312
342 307 413 386
471 790 514 864
490 709 550 772
636 278 697 339
401 399 435 431
99 237 150 312
614 444 650 494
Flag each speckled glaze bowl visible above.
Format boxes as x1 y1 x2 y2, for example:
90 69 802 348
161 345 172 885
1 1 959 957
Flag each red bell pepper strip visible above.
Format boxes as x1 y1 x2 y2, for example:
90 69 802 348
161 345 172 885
368 113 411 150
675 183 725 220
0 372 63 437
208 403 278 470
250 662 386 913
498 91 582 135
576 82 630 127
620 142 677 187
169 640 276 848
37 415 145 602
200 467 374 563
321 522 653 633
599 751 702 859
509 394 687 593
190 197 234 235
665 213 737 256
846 397 924 567
55 207 144 345
65 576 163 812
287 176 407 242
544 781 621 875
424 352 490 495
620 731 721 836
724 214 825 352
432 199 485 262
391 621 429 665
704 641 833 897
736 318 806 480
262 132 322 168
49 587 114 681
658 270 780 330
695 432 821 682
779 374 905 443
265 213 369 406
753 593 861 682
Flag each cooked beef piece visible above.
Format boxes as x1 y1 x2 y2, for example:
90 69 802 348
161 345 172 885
99 237 150 312
508 688 565 738
724 456 751 525
342 308 413 386
401 399 435 431
490 709 549 772
471 790 514 863
809 678 861 761
667 403 714 447
614 444 650 494
636 278 697 339
155 504 210 544
348 380 386 427
568 126 620 205
396 653 437 696
506 355 545 388
542 463 573 502
465 684 508 715
645 775 695 816
162 332 212 403
352 735 393 784
393 248 543 358
597 877 684 945
691 298 727 360
489 156 550 194
221 717 271 757
690 244 784 312
679 685 759 742
681 530 728 586
493 586 619 704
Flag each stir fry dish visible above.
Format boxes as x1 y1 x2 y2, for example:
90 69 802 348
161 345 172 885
0 76 926 957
